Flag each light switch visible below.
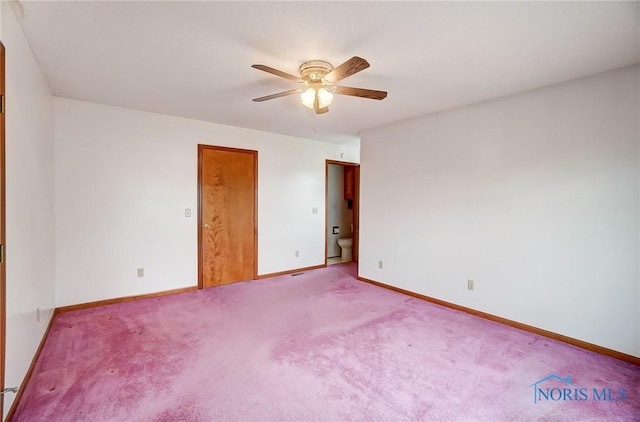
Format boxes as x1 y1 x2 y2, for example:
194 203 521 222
185 208 191 217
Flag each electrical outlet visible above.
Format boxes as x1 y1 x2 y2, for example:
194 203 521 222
137 268 144 278
467 280 474 291
378 260 383 269
312 207 318 214
295 250 299 258
36 307 41 323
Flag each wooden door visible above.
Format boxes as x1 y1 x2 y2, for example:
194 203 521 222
0 43 6 415
198 145 257 288
344 166 355 200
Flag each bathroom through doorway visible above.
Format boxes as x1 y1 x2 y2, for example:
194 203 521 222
325 160 359 267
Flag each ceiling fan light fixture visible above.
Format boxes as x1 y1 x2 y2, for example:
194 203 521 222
300 87 316 109
300 86 333 109
317 88 333 108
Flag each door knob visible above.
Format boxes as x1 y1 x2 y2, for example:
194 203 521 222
202 223 211 229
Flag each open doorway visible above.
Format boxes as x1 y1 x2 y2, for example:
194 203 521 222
325 160 359 267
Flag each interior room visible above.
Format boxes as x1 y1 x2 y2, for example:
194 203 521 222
0 1 638 420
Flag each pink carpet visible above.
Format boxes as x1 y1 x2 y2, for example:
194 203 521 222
12 263 640 421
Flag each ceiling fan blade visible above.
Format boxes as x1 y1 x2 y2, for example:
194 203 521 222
252 89 300 102
335 86 388 100
252 64 303 82
324 57 370 83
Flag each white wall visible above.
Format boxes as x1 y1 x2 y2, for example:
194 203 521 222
54 98 359 307
360 65 640 357
2 2 56 417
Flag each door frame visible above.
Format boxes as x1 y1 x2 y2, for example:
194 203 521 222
197 144 258 289
325 160 360 266
0 42 6 416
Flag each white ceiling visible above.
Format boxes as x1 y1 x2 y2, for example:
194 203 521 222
15 1 640 145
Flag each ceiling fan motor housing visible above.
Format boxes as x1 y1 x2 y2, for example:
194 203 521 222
299 60 334 84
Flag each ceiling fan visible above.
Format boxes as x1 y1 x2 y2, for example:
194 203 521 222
251 56 387 114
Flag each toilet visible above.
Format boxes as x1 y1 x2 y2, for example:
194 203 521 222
337 238 353 261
